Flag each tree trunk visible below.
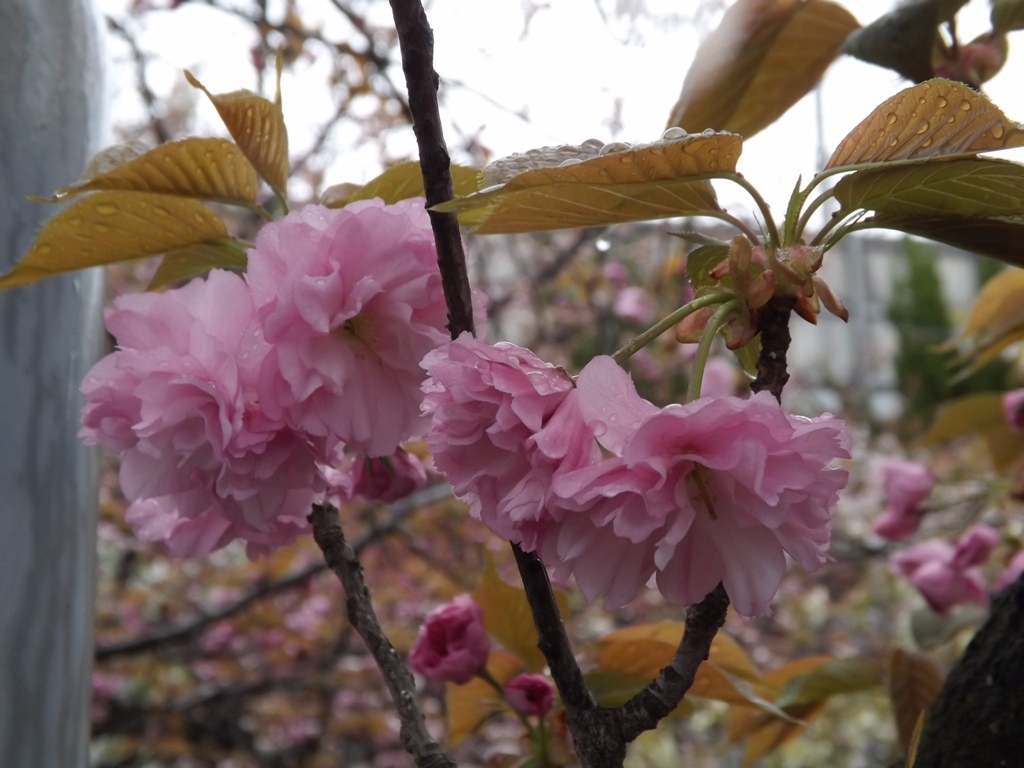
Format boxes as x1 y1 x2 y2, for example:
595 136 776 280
914 576 1024 767
0 1 105 766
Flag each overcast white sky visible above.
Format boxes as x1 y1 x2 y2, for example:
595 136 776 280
98 0 1024 217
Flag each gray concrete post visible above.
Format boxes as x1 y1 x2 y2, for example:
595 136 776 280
0 0 106 765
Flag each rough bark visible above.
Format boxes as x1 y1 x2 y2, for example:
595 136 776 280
0 1 105 766
914 576 1024 767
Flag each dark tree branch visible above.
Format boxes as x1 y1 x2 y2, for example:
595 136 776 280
751 295 795 402
105 16 171 144
914 576 1024 766
387 0 475 339
95 483 451 660
310 502 454 768
619 584 729 740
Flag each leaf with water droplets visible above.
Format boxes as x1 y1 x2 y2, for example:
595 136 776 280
436 133 741 234
827 80 1024 169
834 157 1024 218
668 0 859 140
185 71 289 195
321 161 483 210
0 191 228 289
992 0 1024 32
46 138 259 205
148 240 248 290
867 211 1024 268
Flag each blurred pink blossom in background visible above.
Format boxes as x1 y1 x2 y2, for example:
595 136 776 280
872 459 934 541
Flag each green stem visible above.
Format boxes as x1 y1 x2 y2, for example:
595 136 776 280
537 716 550 767
794 187 837 243
706 210 762 246
717 172 780 249
271 184 290 216
612 293 734 364
687 299 741 402
809 208 861 247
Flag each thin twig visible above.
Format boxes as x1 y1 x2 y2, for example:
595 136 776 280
310 502 454 768
95 483 451 660
388 0 475 338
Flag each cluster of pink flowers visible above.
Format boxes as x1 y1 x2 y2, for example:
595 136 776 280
80 199 447 557
422 334 852 617
891 525 999 614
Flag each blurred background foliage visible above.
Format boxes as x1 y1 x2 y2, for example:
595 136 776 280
87 1 1024 766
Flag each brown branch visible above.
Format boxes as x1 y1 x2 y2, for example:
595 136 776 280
95 483 451 660
914 575 1024 766
310 502 454 768
751 295 795 402
105 16 171 144
618 584 729 740
387 0 475 339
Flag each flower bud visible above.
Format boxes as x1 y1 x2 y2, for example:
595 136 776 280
503 673 556 716
409 595 490 684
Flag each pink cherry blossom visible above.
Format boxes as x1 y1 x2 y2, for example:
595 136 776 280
1003 390 1024 431
891 530 993 614
871 459 934 541
503 673 556 716
247 199 449 457
79 270 323 558
549 358 851 616
408 595 490 684
952 524 999 569
420 333 597 549
613 286 656 325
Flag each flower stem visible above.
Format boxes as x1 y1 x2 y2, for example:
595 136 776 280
686 299 741 402
612 293 733 364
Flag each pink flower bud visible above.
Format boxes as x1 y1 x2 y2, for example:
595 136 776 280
1003 390 1024 431
409 595 490 684
953 525 1000 570
350 448 428 503
503 673 556 716
872 459 934 541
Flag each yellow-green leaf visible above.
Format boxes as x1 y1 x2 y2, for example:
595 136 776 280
0 191 228 289
471 556 569 672
148 240 248 290
321 161 484 208
437 133 740 234
47 138 259 205
834 158 1024 218
827 80 1024 169
583 669 695 717
926 392 1024 471
889 648 944 752
774 657 884 709
867 212 1024 269
595 622 768 707
668 0 858 140
944 268 1024 371
185 71 289 195
992 0 1024 32
446 650 521 746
